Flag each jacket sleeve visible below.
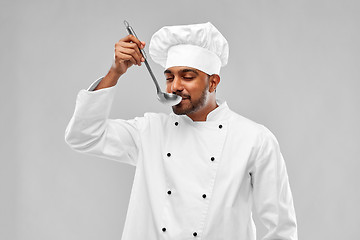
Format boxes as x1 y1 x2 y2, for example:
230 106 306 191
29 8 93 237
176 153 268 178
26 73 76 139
250 126 298 240
64 78 147 166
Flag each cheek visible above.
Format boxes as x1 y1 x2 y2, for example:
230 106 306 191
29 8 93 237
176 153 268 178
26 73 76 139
187 85 203 97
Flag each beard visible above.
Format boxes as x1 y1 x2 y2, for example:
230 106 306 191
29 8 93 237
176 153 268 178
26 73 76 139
172 83 209 115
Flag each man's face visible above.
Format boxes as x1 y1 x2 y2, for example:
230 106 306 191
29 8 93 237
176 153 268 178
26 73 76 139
164 66 210 115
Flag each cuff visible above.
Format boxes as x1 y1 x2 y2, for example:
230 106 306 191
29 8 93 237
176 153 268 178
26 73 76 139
73 77 118 119
87 77 104 91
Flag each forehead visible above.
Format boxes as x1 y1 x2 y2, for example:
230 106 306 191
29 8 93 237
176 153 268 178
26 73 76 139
164 66 202 75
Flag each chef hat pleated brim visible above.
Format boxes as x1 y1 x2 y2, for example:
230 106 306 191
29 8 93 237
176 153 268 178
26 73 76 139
149 22 229 75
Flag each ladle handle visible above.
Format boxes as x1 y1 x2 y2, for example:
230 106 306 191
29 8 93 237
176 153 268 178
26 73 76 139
123 20 161 94
124 20 147 59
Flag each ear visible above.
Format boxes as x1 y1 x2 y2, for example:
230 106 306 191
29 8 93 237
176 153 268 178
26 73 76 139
209 74 220 93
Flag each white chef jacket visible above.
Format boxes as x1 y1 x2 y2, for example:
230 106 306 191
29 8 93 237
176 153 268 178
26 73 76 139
65 78 298 240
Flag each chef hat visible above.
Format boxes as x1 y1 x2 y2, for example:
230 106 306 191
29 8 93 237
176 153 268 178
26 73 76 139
149 22 229 75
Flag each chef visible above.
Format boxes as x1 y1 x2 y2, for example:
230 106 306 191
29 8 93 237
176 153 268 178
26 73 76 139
65 22 298 240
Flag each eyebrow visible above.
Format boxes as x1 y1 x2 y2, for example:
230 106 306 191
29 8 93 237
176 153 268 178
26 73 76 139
164 68 199 75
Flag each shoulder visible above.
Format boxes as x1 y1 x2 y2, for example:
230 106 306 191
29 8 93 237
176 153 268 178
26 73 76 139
143 112 171 121
227 109 264 135
227 109 279 145
116 112 170 132
137 112 172 130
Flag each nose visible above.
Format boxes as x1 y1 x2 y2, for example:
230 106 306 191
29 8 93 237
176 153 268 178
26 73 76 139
171 76 184 93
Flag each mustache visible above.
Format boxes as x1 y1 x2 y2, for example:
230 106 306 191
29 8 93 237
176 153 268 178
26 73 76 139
174 93 191 99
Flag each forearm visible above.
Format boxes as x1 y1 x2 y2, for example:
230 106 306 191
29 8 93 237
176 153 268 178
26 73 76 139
93 66 122 91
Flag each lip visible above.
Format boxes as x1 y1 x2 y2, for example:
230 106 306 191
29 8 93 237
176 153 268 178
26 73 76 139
179 95 189 99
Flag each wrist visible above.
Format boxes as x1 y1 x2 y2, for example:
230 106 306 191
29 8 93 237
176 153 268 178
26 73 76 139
93 67 121 91
109 64 124 78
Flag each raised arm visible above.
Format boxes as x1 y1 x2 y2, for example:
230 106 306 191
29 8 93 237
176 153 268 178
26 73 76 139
64 35 147 166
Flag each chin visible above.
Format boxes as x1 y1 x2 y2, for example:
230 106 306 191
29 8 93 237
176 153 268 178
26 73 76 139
172 106 188 115
172 102 197 115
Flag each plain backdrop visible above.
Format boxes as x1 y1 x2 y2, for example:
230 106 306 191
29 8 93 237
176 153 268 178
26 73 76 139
1 0 359 239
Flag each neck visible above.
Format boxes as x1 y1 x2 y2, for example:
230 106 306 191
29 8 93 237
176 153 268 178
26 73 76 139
187 99 218 122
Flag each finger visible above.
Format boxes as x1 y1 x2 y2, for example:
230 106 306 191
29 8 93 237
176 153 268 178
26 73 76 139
116 38 143 64
118 46 141 66
115 42 140 65
120 34 143 49
116 51 137 66
118 41 143 64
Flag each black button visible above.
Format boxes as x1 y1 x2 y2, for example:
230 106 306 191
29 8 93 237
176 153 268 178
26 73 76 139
167 153 171 157
202 194 207 198
211 157 215 161
175 122 179 126
167 190 172 195
193 232 198 237
219 124 223 129
162 228 166 232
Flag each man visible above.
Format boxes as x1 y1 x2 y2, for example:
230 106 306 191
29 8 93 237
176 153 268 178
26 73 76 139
65 22 298 240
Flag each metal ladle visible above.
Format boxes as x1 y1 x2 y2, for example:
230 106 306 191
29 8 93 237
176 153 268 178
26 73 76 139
124 20 181 106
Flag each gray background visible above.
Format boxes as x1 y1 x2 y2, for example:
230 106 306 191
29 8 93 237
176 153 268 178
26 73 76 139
1 0 359 239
